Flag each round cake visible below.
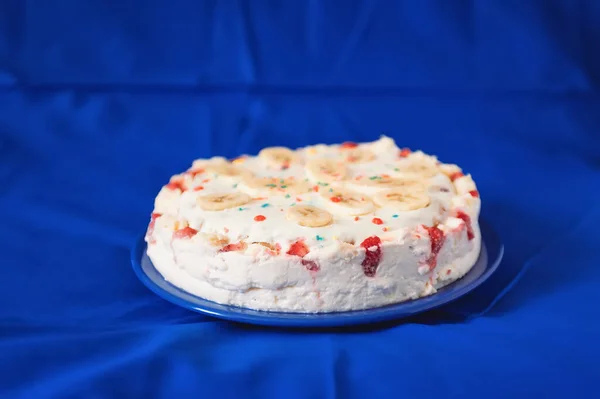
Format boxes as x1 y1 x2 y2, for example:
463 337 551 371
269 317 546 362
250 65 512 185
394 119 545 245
145 136 481 313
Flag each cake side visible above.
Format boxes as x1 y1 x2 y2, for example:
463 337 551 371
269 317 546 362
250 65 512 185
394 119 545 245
145 136 481 312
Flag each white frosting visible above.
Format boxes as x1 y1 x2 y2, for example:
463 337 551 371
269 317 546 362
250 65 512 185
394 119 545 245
145 136 481 312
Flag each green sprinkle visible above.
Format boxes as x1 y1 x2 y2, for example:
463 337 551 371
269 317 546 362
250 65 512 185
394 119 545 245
266 183 277 188
232 183 238 188
280 179 285 183
318 182 329 186
329 188 333 192
261 203 270 208
290 203 296 207
392 214 399 218
369 176 378 180
281 185 287 188
304 178 309 182
238 207 246 211
316 235 324 241
285 194 291 198
394 168 400 172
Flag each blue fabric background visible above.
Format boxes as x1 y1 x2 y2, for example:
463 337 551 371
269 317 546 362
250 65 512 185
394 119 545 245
1 1 599 397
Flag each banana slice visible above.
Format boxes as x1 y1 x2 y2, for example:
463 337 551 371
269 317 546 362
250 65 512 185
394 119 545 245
204 162 253 181
321 188 375 216
305 158 348 183
286 205 333 227
373 189 430 211
395 160 439 178
353 175 426 190
197 192 251 211
344 148 375 163
239 177 311 196
259 146 297 169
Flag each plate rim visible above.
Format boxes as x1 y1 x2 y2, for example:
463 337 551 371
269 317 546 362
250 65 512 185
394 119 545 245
131 218 503 327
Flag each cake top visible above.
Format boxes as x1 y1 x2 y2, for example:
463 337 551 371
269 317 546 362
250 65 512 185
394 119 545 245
152 136 479 256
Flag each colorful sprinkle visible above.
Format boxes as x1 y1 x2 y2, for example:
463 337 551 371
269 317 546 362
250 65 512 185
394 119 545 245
296 197 303 202
392 214 399 218
394 168 400 172
232 183 238 188
290 203 296 206
280 185 287 188
382 227 389 232
266 183 277 188
254 215 266 222
261 203 270 208
285 194 291 199
354 216 360 221
312 185 320 192
330 196 342 203
316 235 324 241
372 217 384 225
202 178 211 183
318 182 329 186
193 186 204 191
238 207 246 211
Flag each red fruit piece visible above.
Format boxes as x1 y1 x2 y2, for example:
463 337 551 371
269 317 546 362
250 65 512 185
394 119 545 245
166 180 186 191
399 148 411 157
469 190 479 198
330 196 342 203
220 242 248 253
254 215 266 222
422 225 446 270
173 226 198 240
187 168 205 178
287 240 310 257
301 259 320 272
360 236 382 277
145 213 162 244
372 217 383 225
449 172 464 181
456 211 474 240
341 141 358 149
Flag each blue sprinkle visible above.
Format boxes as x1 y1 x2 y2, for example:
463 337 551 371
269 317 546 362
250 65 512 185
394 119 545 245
316 235 324 241
261 203 270 208
392 214 399 218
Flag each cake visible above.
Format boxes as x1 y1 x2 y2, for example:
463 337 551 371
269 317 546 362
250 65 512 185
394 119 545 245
145 136 481 313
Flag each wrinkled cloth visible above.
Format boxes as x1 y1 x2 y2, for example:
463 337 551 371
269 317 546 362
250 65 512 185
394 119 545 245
1 1 599 397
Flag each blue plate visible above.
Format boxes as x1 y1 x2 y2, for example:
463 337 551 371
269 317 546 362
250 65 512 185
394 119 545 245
131 219 503 327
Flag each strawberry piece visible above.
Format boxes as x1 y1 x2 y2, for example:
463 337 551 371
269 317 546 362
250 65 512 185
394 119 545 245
449 172 464 181
173 226 198 240
456 211 474 240
359 236 382 277
399 148 411 157
372 217 383 225
469 190 479 198
166 180 186 191
220 242 248 253
422 225 446 270
330 196 342 203
301 259 320 272
287 240 310 257
341 142 358 149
